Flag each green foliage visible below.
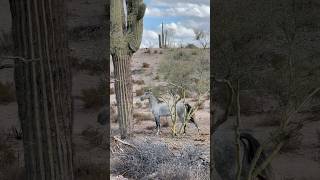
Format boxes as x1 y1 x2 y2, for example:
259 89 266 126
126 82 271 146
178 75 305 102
159 49 209 95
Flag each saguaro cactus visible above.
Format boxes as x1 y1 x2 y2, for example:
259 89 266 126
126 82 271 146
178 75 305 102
9 0 74 179
110 0 146 139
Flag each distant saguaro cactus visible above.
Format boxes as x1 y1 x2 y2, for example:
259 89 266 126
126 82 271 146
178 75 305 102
110 0 146 139
9 0 74 179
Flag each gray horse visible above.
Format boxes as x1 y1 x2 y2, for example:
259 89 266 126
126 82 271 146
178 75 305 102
140 91 199 135
213 129 273 180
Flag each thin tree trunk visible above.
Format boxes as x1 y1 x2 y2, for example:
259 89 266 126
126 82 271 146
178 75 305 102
9 0 74 179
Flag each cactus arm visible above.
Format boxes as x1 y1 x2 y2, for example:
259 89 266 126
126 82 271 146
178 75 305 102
126 0 146 53
110 0 127 55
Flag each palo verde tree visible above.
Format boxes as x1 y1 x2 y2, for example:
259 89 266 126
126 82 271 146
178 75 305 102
9 0 74 179
110 0 146 139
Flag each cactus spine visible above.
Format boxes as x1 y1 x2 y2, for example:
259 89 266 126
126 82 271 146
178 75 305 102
110 0 146 139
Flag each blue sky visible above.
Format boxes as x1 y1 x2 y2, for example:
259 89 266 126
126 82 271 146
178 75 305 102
141 0 210 48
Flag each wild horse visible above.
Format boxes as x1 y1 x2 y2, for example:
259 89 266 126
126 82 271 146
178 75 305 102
140 91 199 135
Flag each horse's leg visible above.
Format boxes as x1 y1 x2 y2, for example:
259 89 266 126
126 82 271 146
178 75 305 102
190 117 200 133
155 116 161 135
183 123 187 134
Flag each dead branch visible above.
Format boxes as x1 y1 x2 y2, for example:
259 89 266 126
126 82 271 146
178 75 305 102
113 136 136 149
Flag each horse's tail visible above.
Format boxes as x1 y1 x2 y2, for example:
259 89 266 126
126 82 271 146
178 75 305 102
184 103 199 130
240 133 273 180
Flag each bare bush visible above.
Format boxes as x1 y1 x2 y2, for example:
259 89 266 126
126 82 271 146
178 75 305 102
111 140 209 180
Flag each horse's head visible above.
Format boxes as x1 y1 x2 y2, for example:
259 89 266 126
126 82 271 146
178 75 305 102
140 90 152 101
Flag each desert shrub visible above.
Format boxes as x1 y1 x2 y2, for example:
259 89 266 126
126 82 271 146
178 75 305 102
154 75 160 80
111 139 209 180
256 112 282 127
80 88 104 109
158 50 209 95
110 87 115 94
0 81 16 105
78 58 106 75
81 126 107 146
0 137 16 170
6 126 22 140
280 133 303 153
135 102 142 108
133 79 145 85
142 63 150 68
74 161 109 180
68 25 103 41
144 48 151 54
154 50 158 54
135 88 144 96
159 51 163 54
185 43 198 49
133 112 153 121
191 50 199 55
80 78 107 109
172 50 190 61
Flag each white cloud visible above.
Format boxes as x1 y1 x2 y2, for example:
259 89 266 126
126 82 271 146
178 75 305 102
146 3 210 18
141 0 210 48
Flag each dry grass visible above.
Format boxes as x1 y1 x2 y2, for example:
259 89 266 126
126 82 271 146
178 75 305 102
111 139 209 180
0 81 16 105
142 63 150 68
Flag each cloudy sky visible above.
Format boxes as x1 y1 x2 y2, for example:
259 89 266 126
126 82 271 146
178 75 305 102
140 0 210 48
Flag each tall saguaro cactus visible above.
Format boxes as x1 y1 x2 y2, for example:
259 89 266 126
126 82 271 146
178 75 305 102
110 0 146 139
9 0 73 179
